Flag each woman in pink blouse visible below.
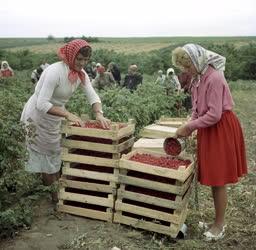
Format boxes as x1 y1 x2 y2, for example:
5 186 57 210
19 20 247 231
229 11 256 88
172 44 247 241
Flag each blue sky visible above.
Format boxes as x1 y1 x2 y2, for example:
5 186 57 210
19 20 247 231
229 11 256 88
1 0 256 37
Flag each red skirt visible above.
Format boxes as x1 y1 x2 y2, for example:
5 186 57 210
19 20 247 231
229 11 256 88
197 111 247 186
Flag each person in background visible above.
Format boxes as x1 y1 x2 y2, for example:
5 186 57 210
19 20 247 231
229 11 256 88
31 62 50 84
21 39 111 203
0 61 14 77
155 70 166 85
92 66 116 90
40 60 50 70
123 64 143 91
96 62 101 70
178 71 192 111
91 62 97 79
107 62 121 85
163 68 181 95
94 62 102 77
31 67 44 84
172 44 247 241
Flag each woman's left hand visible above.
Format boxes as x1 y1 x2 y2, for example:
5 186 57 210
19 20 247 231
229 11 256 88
95 113 111 129
175 124 192 138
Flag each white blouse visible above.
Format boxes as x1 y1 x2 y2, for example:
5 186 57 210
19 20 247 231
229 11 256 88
21 61 101 155
35 61 101 113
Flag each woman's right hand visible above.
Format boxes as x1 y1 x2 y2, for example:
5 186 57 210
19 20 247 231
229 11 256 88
175 124 192 138
65 111 83 126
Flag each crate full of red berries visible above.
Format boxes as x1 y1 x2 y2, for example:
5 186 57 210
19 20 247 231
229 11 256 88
57 118 135 222
114 149 194 237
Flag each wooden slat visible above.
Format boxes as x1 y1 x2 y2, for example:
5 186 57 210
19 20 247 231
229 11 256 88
59 190 114 207
133 138 165 153
117 124 135 139
61 124 117 139
62 139 116 152
155 121 184 127
117 186 192 210
117 137 135 152
118 175 184 195
114 205 188 237
139 124 177 139
59 179 114 193
61 152 119 168
62 136 134 154
57 204 112 222
121 148 192 160
155 117 188 128
62 167 118 183
119 159 194 182
115 200 180 224
61 122 134 140
158 116 188 122
113 213 179 237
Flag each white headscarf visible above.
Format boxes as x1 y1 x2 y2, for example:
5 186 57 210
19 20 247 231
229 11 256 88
166 68 175 75
1 60 12 71
183 44 226 75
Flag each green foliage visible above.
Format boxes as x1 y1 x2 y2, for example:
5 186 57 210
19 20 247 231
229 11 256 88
199 43 256 81
0 201 33 238
0 74 42 239
229 80 256 91
1 41 256 81
66 81 187 135
66 87 92 116
0 38 63 49
0 50 57 71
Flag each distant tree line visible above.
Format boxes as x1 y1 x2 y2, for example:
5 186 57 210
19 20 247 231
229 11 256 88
63 36 100 43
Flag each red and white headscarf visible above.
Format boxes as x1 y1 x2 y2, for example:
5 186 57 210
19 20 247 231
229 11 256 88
58 39 91 84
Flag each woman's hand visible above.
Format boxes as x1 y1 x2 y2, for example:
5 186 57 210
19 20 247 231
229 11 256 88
65 111 83 126
175 124 192 138
95 113 111 129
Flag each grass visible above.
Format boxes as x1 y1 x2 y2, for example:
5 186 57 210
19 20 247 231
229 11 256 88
0 38 63 49
1 37 256 54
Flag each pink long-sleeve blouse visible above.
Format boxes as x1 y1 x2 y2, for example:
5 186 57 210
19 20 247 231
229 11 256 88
187 66 234 132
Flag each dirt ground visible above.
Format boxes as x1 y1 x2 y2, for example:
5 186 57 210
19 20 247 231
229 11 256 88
1 179 255 250
0 197 184 250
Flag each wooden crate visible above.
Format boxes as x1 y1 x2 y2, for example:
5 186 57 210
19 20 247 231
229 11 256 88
133 138 165 153
139 124 177 139
155 116 188 128
113 149 194 237
57 119 135 222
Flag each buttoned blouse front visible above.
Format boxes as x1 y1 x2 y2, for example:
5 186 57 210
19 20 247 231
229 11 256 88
187 66 234 132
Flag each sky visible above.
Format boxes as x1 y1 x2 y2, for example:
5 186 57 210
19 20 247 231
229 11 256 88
1 0 256 37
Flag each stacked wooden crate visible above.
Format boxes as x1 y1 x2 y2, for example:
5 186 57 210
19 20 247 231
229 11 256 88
155 116 188 128
133 138 165 153
134 116 188 153
57 119 135 222
139 124 177 139
114 149 194 238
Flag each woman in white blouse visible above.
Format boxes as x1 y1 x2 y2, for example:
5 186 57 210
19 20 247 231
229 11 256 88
21 39 110 202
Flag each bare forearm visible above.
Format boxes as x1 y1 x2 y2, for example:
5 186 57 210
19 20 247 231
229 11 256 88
92 102 103 114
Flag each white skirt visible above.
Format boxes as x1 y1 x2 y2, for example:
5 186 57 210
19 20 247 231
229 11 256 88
25 147 61 174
